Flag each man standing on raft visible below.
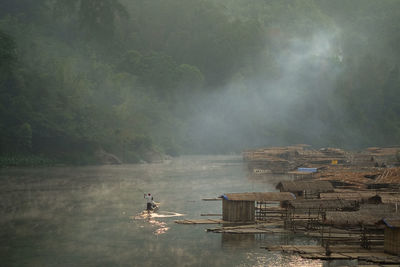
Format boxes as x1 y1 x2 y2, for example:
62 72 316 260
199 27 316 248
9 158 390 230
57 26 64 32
144 193 153 214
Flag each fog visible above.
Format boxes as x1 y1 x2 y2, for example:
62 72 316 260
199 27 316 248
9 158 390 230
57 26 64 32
186 31 344 152
1 0 399 162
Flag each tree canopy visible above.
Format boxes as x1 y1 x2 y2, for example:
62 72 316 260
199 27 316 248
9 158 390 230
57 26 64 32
0 0 399 164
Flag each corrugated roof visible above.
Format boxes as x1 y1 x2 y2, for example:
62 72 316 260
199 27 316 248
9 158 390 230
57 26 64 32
223 192 296 201
276 180 334 192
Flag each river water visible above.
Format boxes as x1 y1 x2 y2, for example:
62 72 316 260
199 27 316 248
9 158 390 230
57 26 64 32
0 155 351 266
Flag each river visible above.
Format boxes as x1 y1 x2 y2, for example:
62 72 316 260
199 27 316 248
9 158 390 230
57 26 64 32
0 155 352 266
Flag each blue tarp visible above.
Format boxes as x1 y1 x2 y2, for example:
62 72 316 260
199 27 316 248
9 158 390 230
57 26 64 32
221 194 229 200
297 167 318 173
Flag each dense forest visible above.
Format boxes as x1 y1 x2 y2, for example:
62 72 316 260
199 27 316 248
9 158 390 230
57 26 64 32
0 0 399 165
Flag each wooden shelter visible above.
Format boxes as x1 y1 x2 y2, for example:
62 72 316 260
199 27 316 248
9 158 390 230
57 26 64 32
221 192 296 222
320 191 377 202
223 192 296 202
382 218 400 255
325 206 396 226
284 199 358 212
276 180 334 198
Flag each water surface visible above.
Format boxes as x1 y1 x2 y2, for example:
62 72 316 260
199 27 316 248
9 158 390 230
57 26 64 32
1 156 347 266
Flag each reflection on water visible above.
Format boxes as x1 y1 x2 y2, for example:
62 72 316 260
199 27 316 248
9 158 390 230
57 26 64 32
132 211 184 235
0 155 343 266
149 211 185 218
148 219 169 235
242 253 323 267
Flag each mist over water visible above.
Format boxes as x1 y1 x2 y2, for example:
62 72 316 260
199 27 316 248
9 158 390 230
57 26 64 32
0 156 336 266
188 31 343 151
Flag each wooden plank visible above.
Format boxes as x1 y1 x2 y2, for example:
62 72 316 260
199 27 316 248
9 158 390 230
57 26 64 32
175 219 226 224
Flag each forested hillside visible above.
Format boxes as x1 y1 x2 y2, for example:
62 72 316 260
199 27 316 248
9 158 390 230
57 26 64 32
0 0 399 165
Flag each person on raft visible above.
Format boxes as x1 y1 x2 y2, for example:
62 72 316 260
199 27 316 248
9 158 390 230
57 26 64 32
144 193 154 213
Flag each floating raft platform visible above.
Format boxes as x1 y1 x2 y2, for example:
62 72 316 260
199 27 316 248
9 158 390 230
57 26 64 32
207 222 287 234
175 219 230 224
175 219 268 225
262 245 400 264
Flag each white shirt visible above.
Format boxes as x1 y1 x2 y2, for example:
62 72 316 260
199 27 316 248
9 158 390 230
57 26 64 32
144 194 153 204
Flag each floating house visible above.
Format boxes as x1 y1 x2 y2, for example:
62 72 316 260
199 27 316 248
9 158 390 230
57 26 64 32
221 192 296 222
276 180 334 198
320 191 377 202
283 199 358 212
324 204 396 226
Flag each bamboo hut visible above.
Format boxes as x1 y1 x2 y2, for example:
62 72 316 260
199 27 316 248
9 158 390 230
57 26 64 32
324 211 381 226
382 218 400 256
221 192 296 222
325 205 396 226
320 191 377 202
276 180 334 198
284 199 358 212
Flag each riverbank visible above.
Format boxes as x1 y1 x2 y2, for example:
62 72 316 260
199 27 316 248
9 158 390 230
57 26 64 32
0 154 58 168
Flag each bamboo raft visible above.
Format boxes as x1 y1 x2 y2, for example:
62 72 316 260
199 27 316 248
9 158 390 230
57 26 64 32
174 219 228 224
207 222 286 234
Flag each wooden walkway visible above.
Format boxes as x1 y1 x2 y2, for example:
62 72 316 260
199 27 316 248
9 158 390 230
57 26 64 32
262 245 400 264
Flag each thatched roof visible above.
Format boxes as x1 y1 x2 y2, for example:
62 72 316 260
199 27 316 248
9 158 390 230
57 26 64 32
359 203 396 212
368 193 400 204
314 168 383 189
276 180 334 193
286 199 357 210
382 218 400 228
325 211 380 226
223 192 296 201
325 205 398 226
320 191 377 201
375 168 400 184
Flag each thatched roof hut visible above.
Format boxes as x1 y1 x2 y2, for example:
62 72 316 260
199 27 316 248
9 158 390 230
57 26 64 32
276 180 334 196
320 191 377 202
325 211 381 226
284 199 358 211
325 205 397 226
359 203 397 213
367 193 400 204
223 192 296 202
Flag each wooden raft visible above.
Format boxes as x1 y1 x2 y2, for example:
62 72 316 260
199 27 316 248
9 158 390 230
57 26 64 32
207 222 286 234
174 219 247 224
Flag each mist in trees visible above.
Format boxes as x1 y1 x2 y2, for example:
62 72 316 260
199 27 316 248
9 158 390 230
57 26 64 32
0 0 399 165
